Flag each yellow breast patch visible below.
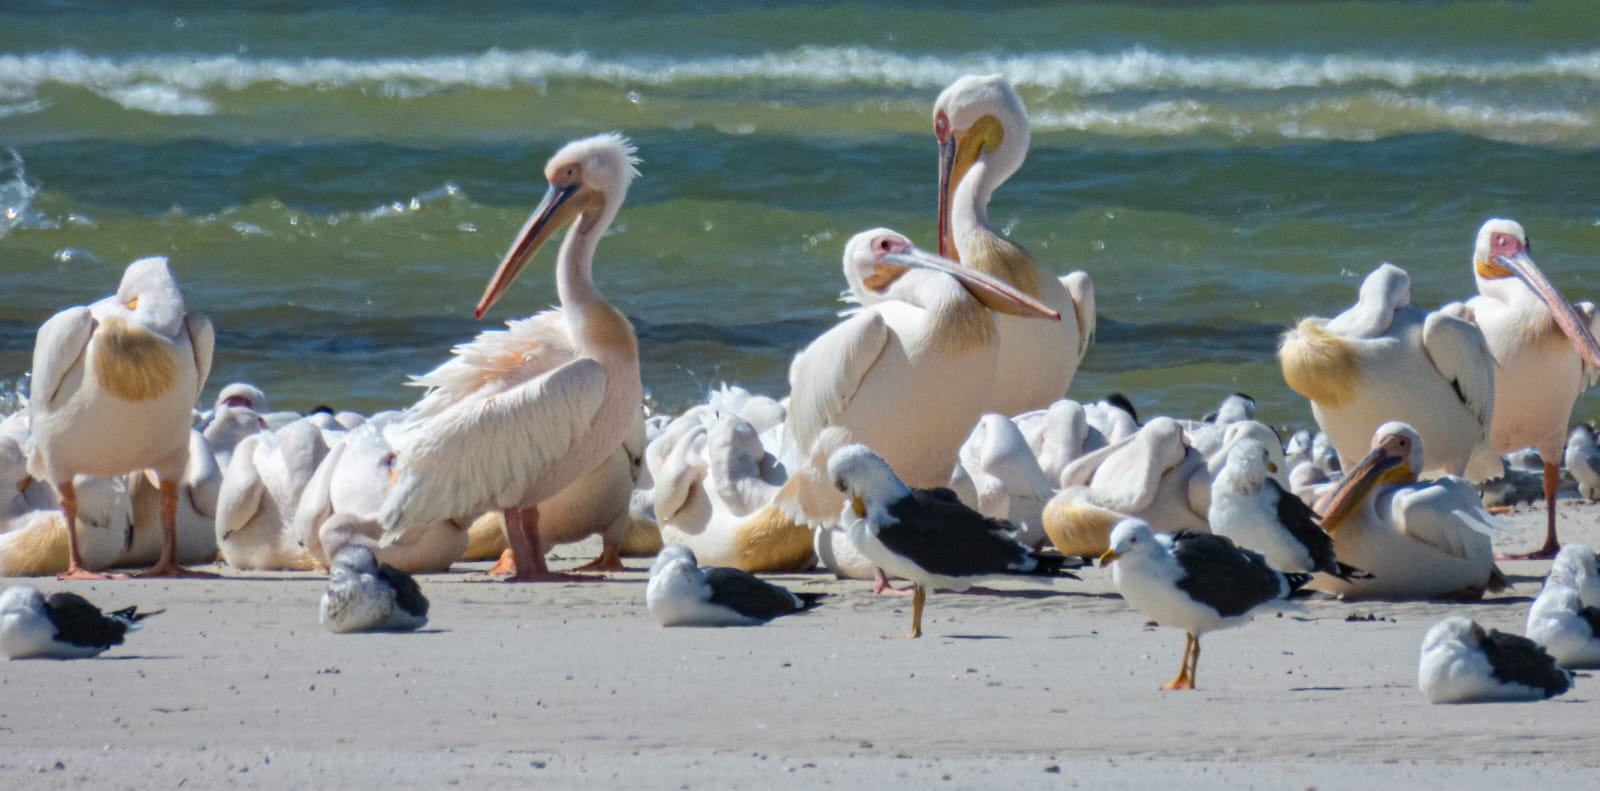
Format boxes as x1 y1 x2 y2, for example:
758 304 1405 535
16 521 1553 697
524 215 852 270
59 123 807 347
92 315 181 402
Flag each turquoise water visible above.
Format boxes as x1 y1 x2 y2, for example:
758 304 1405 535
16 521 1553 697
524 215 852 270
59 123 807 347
2 1 1598 427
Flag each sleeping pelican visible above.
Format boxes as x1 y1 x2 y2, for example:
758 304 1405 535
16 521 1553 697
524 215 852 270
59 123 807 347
775 228 1059 529
27 256 214 578
215 420 327 571
1312 422 1504 600
1460 219 1600 559
1279 263 1499 482
957 413 1053 549
935 74 1095 416
378 133 643 582
1014 399 1102 487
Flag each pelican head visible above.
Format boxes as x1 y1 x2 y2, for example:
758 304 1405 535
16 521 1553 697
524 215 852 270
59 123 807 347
1315 421 1420 533
214 382 267 412
841 229 1058 319
100 256 185 337
476 132 641 318
1472 217 1600 367
934 75 1029 258
826 443 911 522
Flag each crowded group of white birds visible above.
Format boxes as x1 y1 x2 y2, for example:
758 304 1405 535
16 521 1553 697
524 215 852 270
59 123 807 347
3 74 1600 705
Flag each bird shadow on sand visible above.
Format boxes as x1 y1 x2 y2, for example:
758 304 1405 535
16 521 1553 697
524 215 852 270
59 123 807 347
939 634 1010 641
94 654 178 661
961 588 1111 601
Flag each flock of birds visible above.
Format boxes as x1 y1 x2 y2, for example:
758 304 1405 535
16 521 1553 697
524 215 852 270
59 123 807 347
2 74 1600 704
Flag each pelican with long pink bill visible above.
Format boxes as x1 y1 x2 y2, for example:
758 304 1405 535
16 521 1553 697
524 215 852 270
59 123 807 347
934 75 1096 416
1461 218 1600 559
775 228 1061 584
377 133 644 582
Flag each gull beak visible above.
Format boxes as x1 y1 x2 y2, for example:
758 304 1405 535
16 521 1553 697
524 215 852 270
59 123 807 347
1494 251 1600 369
881 246 1060 320
851 495 867 518
1097 548 1119 567
475 181 583 319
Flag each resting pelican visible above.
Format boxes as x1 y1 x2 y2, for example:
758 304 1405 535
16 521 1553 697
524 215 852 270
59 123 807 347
216 420 327 571
121 430 221 568
935 74 1095 416
1460 219 1600 558
1312 422 1504 600
1014 399 1101 487
1279 263 1499 481
378 133 643 582
775 228 1059 528
1041 416 1210 557
27 256 214 578
957 413 1052 549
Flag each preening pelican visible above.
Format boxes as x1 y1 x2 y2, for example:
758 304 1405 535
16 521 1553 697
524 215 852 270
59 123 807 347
776 228 1059 530
1042 416 1209 557
27 256 214 578
378 133 643 582
1461 219 1600 558
1312 422 1504 600
1279 263 1499 482
935 74 1095 416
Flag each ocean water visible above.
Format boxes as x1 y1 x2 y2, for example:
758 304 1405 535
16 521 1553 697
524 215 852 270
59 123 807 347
2 0 1598 429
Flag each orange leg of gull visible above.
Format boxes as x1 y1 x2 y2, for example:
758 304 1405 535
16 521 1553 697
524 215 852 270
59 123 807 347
884 584 926 640
499 506 601 582
1162 632 1197 691
138 478 216 578
56 479 125 581
1497 461 1562 561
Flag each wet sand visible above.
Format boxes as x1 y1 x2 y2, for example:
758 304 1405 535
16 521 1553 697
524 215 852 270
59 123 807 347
2 503 1597 789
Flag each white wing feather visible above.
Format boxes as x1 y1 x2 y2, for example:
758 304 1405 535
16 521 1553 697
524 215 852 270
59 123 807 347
216 434 266 541
782 311 890 468
1420 308 1495 429
29 306 94 407
1390 477 1502 560
185 313 215 401
1062 271 1096 357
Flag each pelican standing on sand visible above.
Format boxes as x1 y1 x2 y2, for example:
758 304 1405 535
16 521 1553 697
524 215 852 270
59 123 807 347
935 74 1095 416
28 257 214 579
1279 263 1499 481
1312 422 1503 600
775 229 1059 531
378 133 643 582
1460 219 1600 559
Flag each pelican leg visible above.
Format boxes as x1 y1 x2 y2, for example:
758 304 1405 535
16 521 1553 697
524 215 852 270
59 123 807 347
502 506 600 582
1498 461 1562 560
871 567 915 596
57 480 120 581
571 536 625 573
1162 632 1197 690
138 478 216 578
885 584 926 639
487 549 516 575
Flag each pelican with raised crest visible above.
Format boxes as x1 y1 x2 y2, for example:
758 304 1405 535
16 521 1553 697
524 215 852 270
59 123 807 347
377 133 644 582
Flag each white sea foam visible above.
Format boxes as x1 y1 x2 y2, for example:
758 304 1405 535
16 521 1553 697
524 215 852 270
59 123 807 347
3 46 1600 118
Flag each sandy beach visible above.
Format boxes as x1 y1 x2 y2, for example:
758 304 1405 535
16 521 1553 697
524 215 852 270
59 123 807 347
0 502 1594 790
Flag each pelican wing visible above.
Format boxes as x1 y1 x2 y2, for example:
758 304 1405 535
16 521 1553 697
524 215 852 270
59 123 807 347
29 306 94 407
379 356 607 534
1582 302 1600 388
290 435 345 550
650 422 708 524
783 311 890 463
1062 271 1096 357
185 313 215 401
1390 477 1502 560
1421 309 1495 429
216 435 265 541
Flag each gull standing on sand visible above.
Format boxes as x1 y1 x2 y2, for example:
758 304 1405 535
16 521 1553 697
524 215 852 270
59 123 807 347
0 584 157 659
320 545 429 633
644 545 824 627
27 257 214 579
377 134 644 582
1099 518 1310 690
774 229 1058 546
829 444 1078 639
1279 263 1499 482
1459 219 1600 559
1208 438 1369 581
1311 422 1503 600
934 75 1094 416
1418 615 1571 703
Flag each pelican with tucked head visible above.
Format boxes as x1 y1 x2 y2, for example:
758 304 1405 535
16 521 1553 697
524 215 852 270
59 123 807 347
1312 422 1504 600
1460 219 1600 559
377 133 644 582
28 257 214 579
934 75 1095 416
1279 263 1499 482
